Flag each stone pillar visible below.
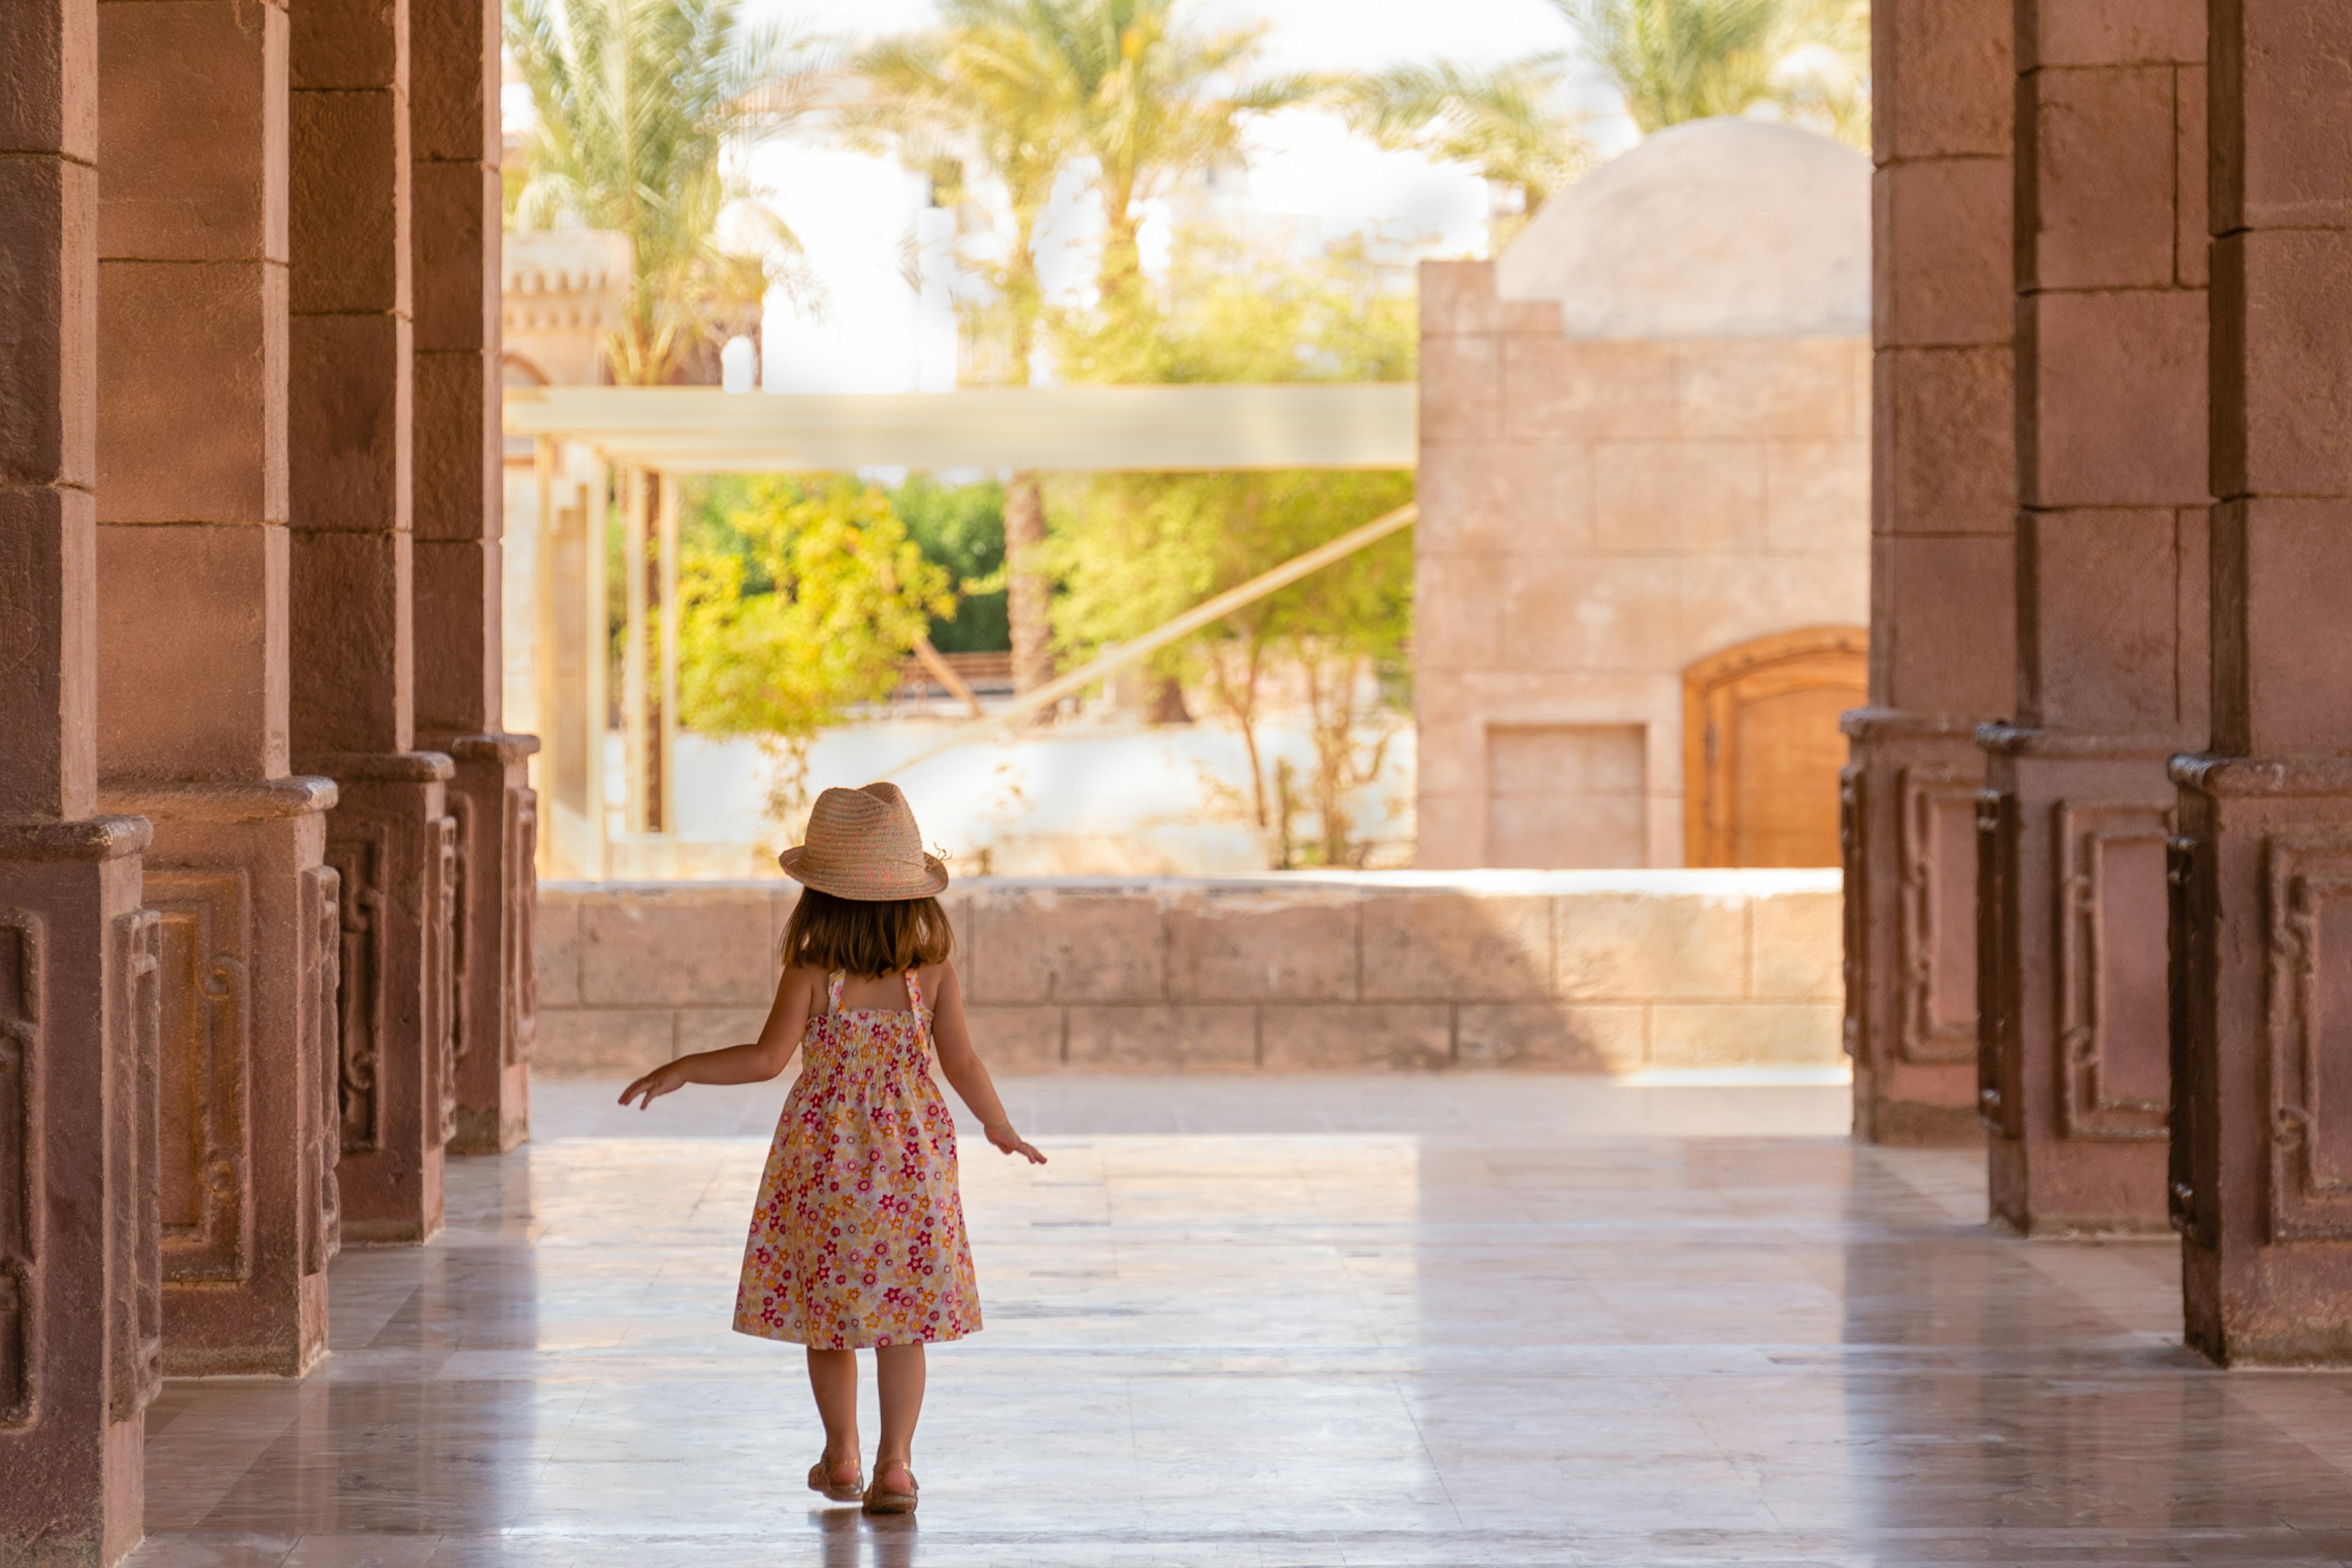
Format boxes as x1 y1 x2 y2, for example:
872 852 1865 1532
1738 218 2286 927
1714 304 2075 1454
95 0 344 1378
1842 0 2016 1144
0 3 159 1559
290 0 456 1242
2172 0 2352 1363
1973 1 2210 1235
410 0 537 1155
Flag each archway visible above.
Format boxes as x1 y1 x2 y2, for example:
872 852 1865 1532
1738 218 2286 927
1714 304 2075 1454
1683 627 1866 867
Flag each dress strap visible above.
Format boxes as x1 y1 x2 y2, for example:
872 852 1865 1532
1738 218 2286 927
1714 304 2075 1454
826 970 845 1014
902 967 926 1015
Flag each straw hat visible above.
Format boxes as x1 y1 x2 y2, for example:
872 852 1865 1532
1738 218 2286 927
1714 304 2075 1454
777 782 949 900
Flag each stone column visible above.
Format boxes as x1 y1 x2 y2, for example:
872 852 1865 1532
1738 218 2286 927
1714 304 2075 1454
290 0 456 1242
2173 0 2352 1363
410 0 537 1155
1842 0 2015 1145
0 2 159 1559
1976 0 2208 1235
95 0 344 1379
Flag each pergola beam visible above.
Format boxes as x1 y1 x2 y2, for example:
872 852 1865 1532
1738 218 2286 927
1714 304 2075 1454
503 384 1419 473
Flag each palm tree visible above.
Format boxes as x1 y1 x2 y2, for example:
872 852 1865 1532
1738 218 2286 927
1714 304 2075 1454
853 0 1305 701
1336 58 1594 231
1343 0 1866 219
855 9 1074 386
1036 0 1314 317
505 0 818 385
854 3 1082 699
1557 0 1868 141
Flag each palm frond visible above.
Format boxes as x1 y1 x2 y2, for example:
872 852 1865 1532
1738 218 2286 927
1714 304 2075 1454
1336 55 1592 211
1549 0 1866 134
504 0 821 382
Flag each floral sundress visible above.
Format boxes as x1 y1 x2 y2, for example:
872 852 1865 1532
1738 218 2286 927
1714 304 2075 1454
733 967 982 1349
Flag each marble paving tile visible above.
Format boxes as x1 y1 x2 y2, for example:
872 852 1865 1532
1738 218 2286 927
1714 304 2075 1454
125 1074 2352 1567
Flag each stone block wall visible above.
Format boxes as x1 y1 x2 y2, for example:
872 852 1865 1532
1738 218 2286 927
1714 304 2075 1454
1415 259 1871 869
533 870 1844 1076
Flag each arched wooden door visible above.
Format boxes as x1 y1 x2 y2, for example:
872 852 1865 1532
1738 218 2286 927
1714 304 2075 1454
1683 628 1867 867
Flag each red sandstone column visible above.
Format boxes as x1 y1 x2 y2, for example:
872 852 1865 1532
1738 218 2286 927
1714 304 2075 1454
1842 0 2016 1145
0 2 159 1558
2173 0 2352 1362
412 0 538 1155
94 0 344 1379
290 0 456 1242
1975 0 2209 1234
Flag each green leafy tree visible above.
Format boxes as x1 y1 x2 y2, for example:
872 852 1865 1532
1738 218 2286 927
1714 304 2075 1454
892 475 1011 653
856 0 1310 698
676 478 953 820
505 0 818 384
853 4 1079 696
686 473 1009 654
1043 232 1415 856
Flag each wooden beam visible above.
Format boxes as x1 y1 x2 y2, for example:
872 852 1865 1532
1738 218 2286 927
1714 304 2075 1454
656 470 680 836
620 464 649 837
910 636 986 718
531 436 557 878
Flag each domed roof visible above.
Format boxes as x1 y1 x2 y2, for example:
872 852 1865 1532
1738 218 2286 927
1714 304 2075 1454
1494 117 1869 340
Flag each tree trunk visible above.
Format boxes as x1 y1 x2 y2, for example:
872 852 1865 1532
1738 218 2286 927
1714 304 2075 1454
1005 470 1053 715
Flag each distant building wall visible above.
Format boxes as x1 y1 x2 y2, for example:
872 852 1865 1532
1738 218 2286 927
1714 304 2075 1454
501 228 631 389
500 230 631 875
532 871 1844 1076
1414 262 1869 869
1414 120 1872 871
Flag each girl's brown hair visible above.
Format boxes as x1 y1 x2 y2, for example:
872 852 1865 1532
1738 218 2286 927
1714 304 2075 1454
782 887 954 976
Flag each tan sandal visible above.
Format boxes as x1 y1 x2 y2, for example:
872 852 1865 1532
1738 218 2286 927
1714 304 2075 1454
863 1461 918 1515
807 1457 863 1504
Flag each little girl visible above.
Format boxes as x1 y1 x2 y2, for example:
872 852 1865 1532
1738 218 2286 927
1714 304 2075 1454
618 782 1044 1516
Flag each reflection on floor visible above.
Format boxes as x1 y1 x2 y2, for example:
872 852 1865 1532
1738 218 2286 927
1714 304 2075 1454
128 1076 2352 1566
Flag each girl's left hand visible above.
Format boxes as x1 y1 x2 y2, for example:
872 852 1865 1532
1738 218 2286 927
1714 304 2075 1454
618 1062 685 1110
984 1121 1047 1164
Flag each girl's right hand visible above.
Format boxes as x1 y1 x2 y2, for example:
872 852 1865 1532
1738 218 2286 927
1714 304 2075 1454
618 1062 685 1110
984 1121 1047 1164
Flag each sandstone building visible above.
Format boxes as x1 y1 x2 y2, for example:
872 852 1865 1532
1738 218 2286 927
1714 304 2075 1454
1415 119 1871 872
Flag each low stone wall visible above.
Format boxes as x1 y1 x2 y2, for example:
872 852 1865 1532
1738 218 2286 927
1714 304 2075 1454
533 870 1843 1076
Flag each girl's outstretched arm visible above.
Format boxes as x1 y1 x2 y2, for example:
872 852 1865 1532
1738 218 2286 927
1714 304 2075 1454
928 961 1046 1164
617 963 820 1109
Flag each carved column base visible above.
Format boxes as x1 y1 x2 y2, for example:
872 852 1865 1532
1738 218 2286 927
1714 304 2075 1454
100 780 343 1378
431 734 540 1156
1977 728 2177 1236
1841 709 1985 1147
0 815 157 1567
2172 756 2352 1363
311 753 456 1245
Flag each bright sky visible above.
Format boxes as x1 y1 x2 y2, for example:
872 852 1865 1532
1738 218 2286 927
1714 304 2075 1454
722 0 1640 391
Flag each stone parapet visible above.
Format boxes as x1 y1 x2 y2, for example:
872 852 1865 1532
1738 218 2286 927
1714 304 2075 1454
100 780 342 1376
532 872 1844 1077
309 755 456 1245
432 734 538 1154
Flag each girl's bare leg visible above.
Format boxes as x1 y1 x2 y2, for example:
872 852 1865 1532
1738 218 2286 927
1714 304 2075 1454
805 1348 861 1487
873 1343 927 1488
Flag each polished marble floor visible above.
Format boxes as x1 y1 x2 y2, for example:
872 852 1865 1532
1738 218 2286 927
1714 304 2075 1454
127 1075 2352 1567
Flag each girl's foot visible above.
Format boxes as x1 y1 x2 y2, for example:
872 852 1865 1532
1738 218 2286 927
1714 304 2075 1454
863 1460 917 1515
807 1453 863 1503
